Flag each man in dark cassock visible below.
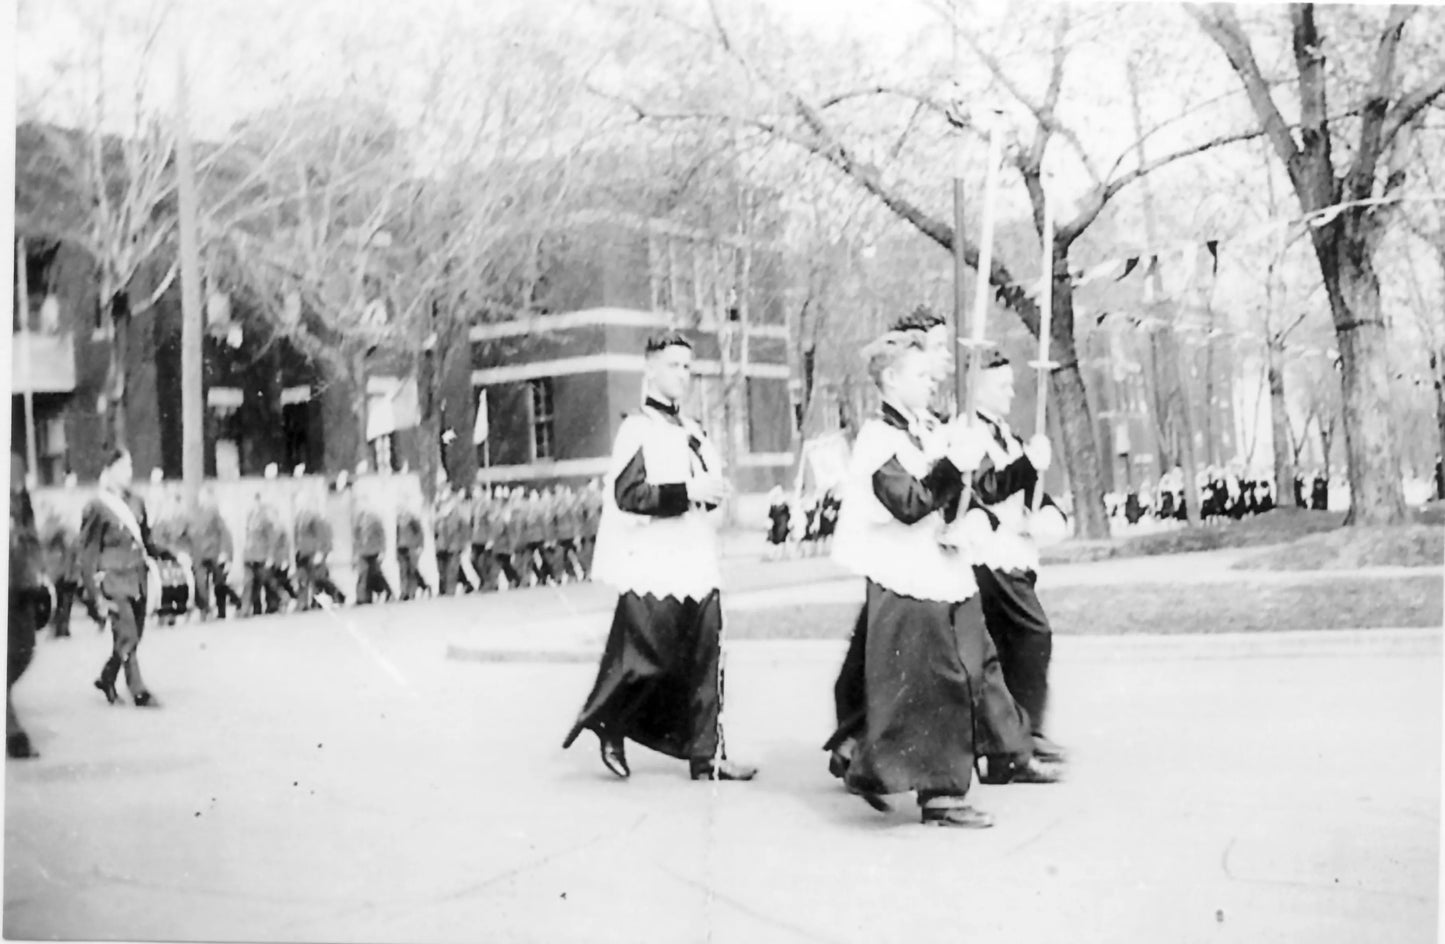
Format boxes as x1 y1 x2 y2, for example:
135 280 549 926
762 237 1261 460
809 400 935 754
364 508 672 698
353 503 393 605
827 333 1039 826
1311 472 1329 510
10 455 46 756
563 331 756 782
78 448 164 707
1294 472 1307 508
396 504 429 600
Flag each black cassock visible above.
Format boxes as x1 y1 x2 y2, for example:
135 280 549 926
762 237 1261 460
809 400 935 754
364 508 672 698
562 400 725 762
825 406 1031 797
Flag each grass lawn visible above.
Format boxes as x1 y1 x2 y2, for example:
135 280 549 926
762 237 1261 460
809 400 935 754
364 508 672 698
1043 504 1443 568
724 574 1443 640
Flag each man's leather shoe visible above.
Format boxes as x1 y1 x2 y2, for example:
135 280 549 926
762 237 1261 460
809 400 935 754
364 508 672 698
599 735 629 779
828 749 850 780
689 758 757 781
921 805 995 828
982 756 1063 785
133 692 161 709
1032 734 1068 764
94 679 120 705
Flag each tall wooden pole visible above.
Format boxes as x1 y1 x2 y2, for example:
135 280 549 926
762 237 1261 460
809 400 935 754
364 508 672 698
176 45 205 508
950 0 968 415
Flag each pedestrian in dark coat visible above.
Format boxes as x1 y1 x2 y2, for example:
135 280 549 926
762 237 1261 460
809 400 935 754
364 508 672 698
295 498 346 608
77 448 164 708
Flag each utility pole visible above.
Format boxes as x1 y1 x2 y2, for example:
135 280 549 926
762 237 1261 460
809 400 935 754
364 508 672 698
176 45 205 509
1128 58 1201 524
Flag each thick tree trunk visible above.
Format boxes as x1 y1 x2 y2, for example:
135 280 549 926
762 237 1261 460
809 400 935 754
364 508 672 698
1052 361 1108 539
1266 338 1297 507
1329 253 1407 524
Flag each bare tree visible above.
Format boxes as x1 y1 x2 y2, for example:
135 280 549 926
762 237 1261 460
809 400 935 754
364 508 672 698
1188 3 1445 524
588 0 1284 537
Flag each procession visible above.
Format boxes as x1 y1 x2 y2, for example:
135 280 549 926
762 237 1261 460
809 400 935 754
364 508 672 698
8 0 1444 941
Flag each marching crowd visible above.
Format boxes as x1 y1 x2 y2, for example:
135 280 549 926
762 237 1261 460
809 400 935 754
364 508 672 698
26 478 606 641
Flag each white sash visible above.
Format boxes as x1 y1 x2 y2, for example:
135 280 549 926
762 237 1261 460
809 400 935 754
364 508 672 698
96 489 146 550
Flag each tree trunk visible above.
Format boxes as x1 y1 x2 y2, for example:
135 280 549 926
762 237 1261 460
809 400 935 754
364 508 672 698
1266 337 1296 508
1329 252 1407 524
1434 347 1445 500
416 348 443 504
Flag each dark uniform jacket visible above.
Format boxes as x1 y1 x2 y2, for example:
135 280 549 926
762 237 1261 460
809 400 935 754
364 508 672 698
353 509 387 557
78 490 160 602
295 510 333 559
40 517 79 583
397 511 426 551
191 506 233 561
244 507 277 564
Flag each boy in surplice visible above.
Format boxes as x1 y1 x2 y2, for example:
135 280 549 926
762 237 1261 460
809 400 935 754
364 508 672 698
827 331 1032 826
562 331 756 783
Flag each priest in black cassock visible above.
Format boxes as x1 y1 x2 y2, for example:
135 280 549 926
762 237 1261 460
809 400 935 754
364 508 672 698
562 331 757 782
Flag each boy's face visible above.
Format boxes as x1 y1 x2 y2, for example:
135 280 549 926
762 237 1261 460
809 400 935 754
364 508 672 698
923 325 953 383
974 364 1015 417
884 349 935 416
646 343 693 403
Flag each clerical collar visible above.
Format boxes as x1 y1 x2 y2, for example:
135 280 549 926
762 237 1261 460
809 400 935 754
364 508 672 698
644 396 680 417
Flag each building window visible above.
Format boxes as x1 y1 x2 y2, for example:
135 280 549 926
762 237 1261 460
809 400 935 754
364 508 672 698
529 378 555 461
371 433 396 474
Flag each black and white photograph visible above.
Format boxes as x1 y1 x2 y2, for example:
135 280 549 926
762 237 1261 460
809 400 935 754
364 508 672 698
5 0 1444 940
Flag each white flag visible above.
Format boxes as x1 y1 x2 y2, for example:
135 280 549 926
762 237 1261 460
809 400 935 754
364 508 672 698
472 389 489 445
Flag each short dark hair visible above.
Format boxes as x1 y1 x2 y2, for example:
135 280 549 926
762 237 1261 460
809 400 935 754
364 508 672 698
889 305 946 334
103 447 131 470
645 330 693 355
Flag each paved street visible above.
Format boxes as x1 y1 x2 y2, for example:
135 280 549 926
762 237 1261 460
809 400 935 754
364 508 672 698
4 572 1441 944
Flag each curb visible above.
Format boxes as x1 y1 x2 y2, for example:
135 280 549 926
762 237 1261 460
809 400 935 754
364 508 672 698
445 626 1441 665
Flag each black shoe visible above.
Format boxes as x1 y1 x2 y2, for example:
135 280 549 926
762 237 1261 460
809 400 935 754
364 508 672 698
6 732 39 760
848 784 893 813
133 692 161 709
94 678 120 705
599 735 629 779
982 756 1064 785
689 758 757 781
921 805 994 828
1032 734 1068 764
828 749 850 780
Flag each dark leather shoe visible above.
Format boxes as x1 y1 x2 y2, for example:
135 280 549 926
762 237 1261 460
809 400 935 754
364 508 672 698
94 678 120 705
828 749 850 780
690 758 757 781
599 736 629 779
1032 734 1068 764
848 784 893 813
133 692 161 709
921 805 995 828
6 733 39 759
982 756 1063 785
